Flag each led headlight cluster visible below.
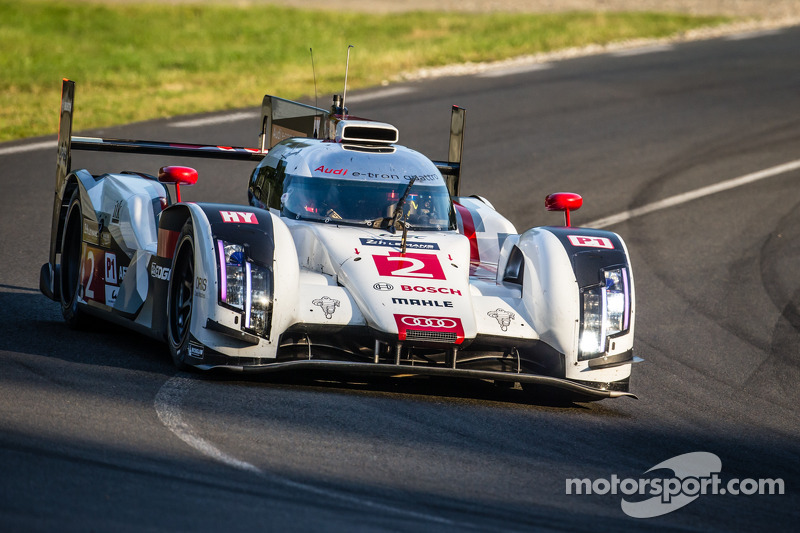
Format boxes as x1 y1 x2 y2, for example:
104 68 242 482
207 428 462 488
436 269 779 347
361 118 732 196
216 240 273 338
578 267 630 360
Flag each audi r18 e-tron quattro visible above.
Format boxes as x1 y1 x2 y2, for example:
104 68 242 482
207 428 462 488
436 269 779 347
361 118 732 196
40 79 639 400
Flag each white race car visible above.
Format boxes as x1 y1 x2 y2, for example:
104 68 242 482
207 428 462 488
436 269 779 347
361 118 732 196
41 80 639 400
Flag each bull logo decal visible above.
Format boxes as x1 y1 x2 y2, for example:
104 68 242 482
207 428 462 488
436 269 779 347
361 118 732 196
312 296 340 319
487 308 515 331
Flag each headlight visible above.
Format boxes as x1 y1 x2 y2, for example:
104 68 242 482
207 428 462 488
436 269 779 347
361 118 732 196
578 267 630 360
218 241 246 309
217 239 273 339
246 262 272 337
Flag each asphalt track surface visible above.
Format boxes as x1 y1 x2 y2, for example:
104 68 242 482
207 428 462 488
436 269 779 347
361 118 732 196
1 27 799 532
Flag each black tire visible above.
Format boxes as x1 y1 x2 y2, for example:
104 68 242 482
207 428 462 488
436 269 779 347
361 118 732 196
59 188 87 328
166 220 195 370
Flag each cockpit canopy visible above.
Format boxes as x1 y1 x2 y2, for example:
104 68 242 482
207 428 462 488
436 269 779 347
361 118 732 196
248 138 456 231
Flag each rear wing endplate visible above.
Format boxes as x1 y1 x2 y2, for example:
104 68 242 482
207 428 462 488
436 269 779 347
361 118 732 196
259 96 329 151
432 105 466 197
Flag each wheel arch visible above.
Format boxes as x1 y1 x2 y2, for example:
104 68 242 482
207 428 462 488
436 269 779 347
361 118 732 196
41 169 102 302
512 225 635 384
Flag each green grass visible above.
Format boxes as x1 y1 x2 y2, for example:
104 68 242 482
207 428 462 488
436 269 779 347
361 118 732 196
0 1 730 141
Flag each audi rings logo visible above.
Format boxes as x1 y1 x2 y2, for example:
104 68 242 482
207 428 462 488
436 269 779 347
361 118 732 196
373 282 394 291
400 316 458 328
394 314 465 344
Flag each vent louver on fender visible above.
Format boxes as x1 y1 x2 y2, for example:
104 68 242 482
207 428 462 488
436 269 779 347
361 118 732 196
335 119 399 145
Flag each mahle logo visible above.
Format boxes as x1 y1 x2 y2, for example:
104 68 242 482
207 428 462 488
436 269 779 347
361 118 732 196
566 452 785 518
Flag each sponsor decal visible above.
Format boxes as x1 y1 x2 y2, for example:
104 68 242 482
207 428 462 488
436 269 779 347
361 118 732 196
393 314 465 344
118 266 128 284
400 316 458 328
391 298 453 308
350 172 440 182
568 235 614 249
360 238 439 251
188 343 204 360
105 285 119 307
312 296 340 319
83 220 100 245
151 263 171 281
373 282 394 291
111 200 123 224
220 210 258 224
351 171 399 180
272 125 306 144
401 284 462 296
105 253 117 285
195 277 208 298
314 165 348 176
487 308 515 332
373 252 446 280
80 246 105 304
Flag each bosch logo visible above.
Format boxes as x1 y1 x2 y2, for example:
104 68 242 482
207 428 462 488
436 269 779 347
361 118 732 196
373 282 394 291
150 263 171 280
400 316 458 328
401 285 462 296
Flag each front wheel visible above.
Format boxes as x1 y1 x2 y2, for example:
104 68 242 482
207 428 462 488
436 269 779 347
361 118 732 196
166 220 195 370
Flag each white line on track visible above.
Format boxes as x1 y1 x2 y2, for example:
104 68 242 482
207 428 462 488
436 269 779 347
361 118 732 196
476 63 552 78
587 159 800 228
610 44 675 57
154 374 458 527
725 29 782 41
0 140 57 156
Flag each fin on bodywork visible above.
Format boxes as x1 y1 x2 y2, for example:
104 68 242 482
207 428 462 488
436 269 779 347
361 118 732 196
42 79 76 299
259 96 329 151
435 105 466 197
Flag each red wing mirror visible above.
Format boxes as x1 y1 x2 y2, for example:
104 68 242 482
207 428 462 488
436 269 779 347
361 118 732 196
158 166 198 203
545 192 583 227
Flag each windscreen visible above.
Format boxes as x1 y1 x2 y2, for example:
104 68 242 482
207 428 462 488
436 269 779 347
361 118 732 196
280 175 456 231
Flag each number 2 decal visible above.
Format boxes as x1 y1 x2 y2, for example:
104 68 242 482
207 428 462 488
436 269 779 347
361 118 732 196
84 250 96 299
80 246 108 303
385 256 433 278
372 252 446 280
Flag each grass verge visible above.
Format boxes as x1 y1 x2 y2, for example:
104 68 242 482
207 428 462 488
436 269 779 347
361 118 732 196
0 1 730 141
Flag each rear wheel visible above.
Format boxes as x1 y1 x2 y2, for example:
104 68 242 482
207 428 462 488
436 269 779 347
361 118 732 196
59 188 87 328
167 221 195 370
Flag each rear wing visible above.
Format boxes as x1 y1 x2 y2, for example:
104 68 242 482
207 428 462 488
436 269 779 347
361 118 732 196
437 105 466 197
53 79 266 203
